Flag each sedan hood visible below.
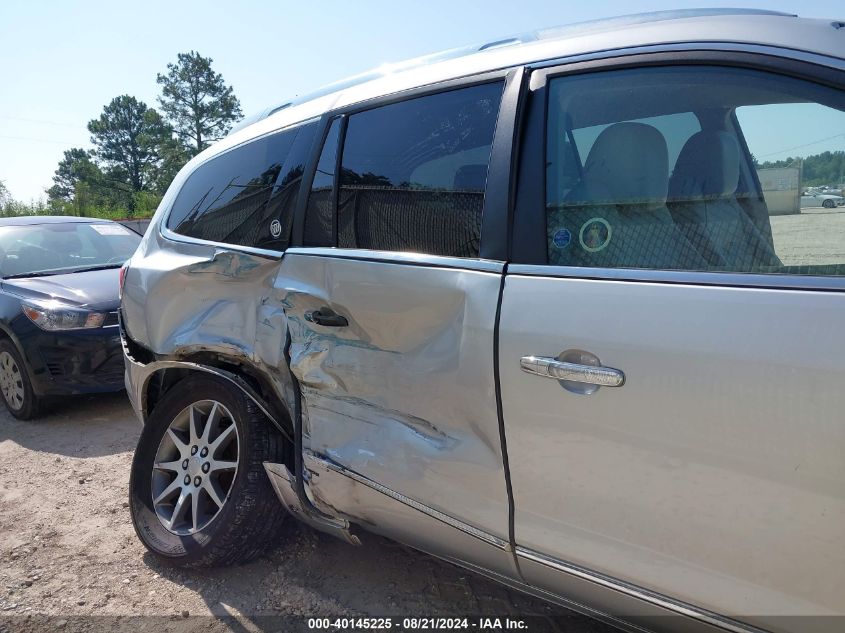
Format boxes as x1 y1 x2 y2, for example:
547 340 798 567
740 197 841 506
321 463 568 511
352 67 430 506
1 268 120 311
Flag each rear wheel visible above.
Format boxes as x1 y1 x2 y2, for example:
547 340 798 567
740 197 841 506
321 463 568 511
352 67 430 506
129 374 288 567
0 340 39 420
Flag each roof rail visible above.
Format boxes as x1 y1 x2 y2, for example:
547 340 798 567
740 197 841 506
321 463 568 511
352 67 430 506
231 8 798 135
472 8 796 53
526 8 796 45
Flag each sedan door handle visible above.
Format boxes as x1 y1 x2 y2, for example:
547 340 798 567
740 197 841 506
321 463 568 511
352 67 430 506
305 307 349 327
520 356 625 387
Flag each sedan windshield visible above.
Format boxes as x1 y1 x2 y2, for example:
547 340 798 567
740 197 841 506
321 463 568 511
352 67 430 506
0 222 141 278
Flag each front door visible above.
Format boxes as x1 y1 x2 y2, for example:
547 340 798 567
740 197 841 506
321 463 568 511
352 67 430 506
500 57 845 631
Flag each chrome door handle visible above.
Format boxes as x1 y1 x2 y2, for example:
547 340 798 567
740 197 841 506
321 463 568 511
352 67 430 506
520 356 625 387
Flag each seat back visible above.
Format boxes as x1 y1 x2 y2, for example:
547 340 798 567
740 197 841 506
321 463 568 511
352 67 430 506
548 122 705 269
668 131 780 270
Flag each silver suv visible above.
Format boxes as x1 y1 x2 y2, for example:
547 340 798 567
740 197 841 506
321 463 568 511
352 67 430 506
120 10 845 633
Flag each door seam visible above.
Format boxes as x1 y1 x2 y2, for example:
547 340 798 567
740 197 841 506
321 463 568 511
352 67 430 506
493 261 523 579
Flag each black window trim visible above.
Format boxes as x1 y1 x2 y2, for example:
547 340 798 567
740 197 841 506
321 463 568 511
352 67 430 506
290 66 525 262
159 117 320 260
296 115 345 248
511 48 845 292
332 115 349 247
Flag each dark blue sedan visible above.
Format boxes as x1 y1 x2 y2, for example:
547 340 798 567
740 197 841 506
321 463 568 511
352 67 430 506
0 216 141 418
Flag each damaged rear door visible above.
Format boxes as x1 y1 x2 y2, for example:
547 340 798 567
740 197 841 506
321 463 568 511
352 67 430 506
274 73 519 569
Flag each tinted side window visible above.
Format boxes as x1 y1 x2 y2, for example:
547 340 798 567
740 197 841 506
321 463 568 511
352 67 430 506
337 82 503 257
304 118 341 247
544 66 845 275
252 122 317 251
167 127 301 249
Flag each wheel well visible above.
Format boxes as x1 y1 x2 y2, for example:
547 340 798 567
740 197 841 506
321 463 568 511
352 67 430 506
145 361 295 467
145 367 190 421
0 327 29 367
0 327 20 348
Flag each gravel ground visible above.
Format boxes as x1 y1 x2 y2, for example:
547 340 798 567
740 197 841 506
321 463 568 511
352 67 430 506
770 206 845 266
0 392 615 633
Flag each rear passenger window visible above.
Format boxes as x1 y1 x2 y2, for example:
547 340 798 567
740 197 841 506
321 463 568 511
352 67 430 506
544 66 845 275
167 122 316 250
303 82 504 257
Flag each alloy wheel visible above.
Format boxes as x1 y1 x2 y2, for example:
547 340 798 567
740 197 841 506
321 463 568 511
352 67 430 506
0 351 25 411
151 400 239 535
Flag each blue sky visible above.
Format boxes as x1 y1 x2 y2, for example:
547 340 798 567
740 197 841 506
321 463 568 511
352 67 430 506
1 0 843 201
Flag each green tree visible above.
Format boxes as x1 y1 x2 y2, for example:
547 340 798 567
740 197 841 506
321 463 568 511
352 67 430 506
46 148 103 203
157 51 242 154
87 95 175 214
0 180 11 209
758 150 845 187
0 182 51 218
152 135 191 195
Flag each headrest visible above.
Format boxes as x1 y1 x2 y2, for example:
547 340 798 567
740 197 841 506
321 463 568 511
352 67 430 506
669 131 740 200
577 122 669 208
453 164 488 191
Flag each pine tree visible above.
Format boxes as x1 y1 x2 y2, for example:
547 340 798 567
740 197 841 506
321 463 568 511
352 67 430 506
157 51 242 154
87 95 175 214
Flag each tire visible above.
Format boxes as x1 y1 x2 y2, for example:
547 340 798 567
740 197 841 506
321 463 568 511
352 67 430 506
129 374 288 567
0 340 40 420
823 199 835 209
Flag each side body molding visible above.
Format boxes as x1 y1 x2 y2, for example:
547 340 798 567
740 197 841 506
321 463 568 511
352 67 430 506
263 461 360 545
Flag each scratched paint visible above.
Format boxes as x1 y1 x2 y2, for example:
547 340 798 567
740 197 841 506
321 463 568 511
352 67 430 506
121 225 298 421
122 221 511 545
275 253 510 541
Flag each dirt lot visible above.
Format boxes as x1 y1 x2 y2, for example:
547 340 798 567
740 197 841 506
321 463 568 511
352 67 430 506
0 393 614 633
770 206 845 266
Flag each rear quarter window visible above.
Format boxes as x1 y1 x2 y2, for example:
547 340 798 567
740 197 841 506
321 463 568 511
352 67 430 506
167 122 317 251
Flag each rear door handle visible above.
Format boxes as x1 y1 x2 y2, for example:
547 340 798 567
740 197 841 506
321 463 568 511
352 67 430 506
305 307 348 327
520 356 625 387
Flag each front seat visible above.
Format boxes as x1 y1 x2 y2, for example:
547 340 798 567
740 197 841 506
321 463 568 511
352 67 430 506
668 130 780 271
548 121 705 269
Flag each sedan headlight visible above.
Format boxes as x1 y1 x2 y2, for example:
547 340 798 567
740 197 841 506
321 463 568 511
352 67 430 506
21 301 106 331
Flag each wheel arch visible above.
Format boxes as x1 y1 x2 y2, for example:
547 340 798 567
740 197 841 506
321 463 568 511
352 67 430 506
141 359 295 453
0 322 40 386
0 324 22 356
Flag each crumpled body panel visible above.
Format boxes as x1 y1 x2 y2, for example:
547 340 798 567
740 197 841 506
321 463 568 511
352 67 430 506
123 227 509 543
121 227 297 418
277 253 509 541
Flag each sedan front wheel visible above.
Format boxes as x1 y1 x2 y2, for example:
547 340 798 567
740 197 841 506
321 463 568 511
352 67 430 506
0 340 39 420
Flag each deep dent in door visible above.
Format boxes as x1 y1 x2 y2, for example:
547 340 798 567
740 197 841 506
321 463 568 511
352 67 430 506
277 254 510 542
